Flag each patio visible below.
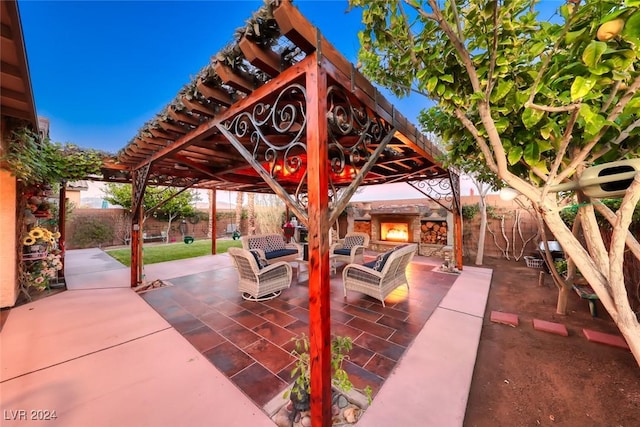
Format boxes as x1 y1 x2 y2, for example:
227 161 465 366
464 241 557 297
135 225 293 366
0 248 492 426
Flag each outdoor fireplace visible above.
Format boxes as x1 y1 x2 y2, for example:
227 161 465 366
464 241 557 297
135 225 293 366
380 222 410 242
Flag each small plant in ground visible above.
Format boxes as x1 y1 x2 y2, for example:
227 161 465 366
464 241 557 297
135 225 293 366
284 334 372 406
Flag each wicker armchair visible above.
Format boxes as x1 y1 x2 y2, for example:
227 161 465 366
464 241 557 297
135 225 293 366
228 247 292 301
330 232 370 265
342 244 417 307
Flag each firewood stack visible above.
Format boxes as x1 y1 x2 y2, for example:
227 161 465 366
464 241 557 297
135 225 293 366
421 221 448 244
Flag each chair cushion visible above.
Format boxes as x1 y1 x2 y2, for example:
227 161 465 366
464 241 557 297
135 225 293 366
249 236 269 251
264 248 298 260
266 234 286 251
372 249 395 272
363 260 377 269
343 235 364 249
249 250 268 269
333 248 352 256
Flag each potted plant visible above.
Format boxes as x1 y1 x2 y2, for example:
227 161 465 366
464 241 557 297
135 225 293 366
284 334 372 417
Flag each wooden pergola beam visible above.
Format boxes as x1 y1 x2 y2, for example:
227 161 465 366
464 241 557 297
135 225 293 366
136 59 307 170
213 61 256 94
197 79 234 107
239 36 282 77
172 154 220 179
157 120 188 135
168 105 200 126
181 96 217 118
148 128 174 140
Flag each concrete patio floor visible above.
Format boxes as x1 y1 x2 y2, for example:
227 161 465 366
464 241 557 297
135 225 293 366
0 247 491 426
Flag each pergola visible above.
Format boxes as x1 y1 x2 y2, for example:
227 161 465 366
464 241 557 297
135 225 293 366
101 1 461 425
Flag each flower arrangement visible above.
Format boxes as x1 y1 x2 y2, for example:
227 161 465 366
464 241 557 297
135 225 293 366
22 251 63 290
22 227 59 251
21 227 62 290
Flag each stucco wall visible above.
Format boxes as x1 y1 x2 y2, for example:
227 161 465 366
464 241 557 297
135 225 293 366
0 169 18 308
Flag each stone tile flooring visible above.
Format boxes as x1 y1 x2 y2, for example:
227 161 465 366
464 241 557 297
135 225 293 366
140 257 458 409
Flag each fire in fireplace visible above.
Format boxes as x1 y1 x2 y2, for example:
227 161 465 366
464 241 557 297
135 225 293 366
380 222 409 242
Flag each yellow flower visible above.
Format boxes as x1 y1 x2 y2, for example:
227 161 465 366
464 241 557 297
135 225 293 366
29 228 44 239
49 238 56 244
23 236 36 246
52 232 61 239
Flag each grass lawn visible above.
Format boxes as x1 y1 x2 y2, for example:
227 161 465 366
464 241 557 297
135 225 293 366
105 239 242 266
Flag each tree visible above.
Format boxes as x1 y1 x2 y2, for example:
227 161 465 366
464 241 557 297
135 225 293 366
351 0 640 365
248 192 256 235
235 191 244 233
438 149 503 265
103 183 197 242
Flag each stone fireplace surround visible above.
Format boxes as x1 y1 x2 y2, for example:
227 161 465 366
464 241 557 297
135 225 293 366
349 203 452 258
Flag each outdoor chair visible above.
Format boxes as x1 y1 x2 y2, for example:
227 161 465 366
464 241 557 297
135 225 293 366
342 243 417 307
330 232 369 265
228 247 292 301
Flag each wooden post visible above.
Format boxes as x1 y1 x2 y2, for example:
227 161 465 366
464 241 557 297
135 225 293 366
306 53 332 427
130 185 144 288
57 181 66 279
211 188 217 255
454 208 463 270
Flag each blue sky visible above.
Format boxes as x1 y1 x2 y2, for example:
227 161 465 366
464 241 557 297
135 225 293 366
18 0 411 154
18 0 564 156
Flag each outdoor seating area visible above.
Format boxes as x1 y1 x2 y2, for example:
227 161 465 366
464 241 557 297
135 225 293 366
241 234 302 263
331 232 370 265
343 244 418 307
0 248 493 425
228 247 293 301
138 249 475 414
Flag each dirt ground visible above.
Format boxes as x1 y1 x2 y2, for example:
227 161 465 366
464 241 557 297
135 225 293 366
463 257 640 427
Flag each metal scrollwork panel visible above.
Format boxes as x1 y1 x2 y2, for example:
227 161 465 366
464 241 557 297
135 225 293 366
132 163 151 216
223 83 308 182
326 85 391 187
407 177 455 212
448 170 461 214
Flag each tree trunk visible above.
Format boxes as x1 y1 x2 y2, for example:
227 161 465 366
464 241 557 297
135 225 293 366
542 203 640 366
235 192 243 233
475 196 487 265
556 284 571 315
248 193 256 235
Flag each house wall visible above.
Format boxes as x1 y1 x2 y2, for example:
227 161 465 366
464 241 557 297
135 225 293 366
66 190 81 207
0 123 19 308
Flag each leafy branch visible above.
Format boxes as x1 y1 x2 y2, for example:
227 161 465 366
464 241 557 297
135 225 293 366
1 127 107 185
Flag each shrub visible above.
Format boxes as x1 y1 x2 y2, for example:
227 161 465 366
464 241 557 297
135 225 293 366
70 217 114 248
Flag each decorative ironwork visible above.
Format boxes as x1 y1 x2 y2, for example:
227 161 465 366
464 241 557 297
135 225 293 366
448 170 461 215
132 163 151 219
407 176 456 212
219 82 395 222
326 85 390 186
224 83 308 182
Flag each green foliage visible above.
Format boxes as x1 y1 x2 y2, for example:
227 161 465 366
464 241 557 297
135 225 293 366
352 0 640 185
105 239 242 266
559 199 640 228
555 259 568 276
284 334 373 404
1 128 106 185
486 205 500 219
103 183 197 220
462 203 480 220
70 217 114 248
